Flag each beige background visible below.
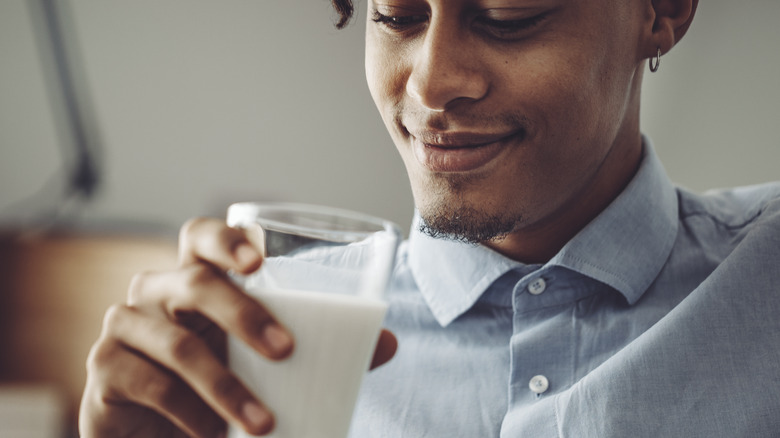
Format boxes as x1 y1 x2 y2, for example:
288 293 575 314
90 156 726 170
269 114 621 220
1 0 778 236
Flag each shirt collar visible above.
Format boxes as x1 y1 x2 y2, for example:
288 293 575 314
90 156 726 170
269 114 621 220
548 137 679 305
408 137 679 326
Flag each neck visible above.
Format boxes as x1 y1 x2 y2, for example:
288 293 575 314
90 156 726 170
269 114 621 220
484 132 644 264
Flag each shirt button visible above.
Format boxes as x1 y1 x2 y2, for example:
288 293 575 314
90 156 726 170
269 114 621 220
527 278 546 295
529 375 549 394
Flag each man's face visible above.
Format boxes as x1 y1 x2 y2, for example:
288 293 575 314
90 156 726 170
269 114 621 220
365 0 647 243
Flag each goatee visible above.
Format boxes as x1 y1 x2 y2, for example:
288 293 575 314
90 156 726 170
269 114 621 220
418 203 521 244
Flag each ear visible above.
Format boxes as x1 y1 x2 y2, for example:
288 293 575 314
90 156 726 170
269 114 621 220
641 0 699 59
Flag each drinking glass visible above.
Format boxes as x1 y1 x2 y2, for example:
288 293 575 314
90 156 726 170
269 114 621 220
226 202 401 438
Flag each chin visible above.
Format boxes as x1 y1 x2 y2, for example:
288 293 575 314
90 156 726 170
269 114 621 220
415 193 522 244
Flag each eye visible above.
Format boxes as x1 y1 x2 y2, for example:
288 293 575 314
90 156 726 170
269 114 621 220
371 10 428 32
474 12 549 40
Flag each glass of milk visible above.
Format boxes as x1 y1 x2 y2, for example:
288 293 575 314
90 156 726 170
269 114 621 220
226 202 401 438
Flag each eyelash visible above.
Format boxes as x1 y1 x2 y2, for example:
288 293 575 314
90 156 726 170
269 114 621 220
371 11 427 31
476 14 548 37
370 10 548 39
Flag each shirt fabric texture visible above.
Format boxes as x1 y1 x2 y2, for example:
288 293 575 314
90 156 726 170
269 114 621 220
349 138 780 437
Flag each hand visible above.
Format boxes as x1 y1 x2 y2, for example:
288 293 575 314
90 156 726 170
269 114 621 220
78 218 397 438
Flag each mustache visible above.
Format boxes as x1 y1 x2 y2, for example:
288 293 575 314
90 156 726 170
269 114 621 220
395 106 534 133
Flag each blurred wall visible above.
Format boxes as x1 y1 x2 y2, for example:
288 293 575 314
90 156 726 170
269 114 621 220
641 0 780 192
0 0 412 234
1 0 778 237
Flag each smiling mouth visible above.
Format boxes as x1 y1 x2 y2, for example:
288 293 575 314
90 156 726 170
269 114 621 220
408 129 526 173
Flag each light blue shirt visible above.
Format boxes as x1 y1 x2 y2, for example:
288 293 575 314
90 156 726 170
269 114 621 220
350 139 780 437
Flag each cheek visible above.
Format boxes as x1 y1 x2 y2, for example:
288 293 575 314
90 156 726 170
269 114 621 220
366 38 415 162
495 43 588 114
364 41 385 112
505 44 628 147
365 38 405 112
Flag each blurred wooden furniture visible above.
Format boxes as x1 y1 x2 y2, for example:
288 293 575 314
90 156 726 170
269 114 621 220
0 230 178 435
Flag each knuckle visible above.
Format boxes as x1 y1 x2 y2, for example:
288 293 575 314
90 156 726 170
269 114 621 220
179 217 212 262
183 216 237 252
101 304 128 334
88 305 134 373
132 372 179 408
85 336 117 374
180 217 209 242
182 263 219 296
127 270 154 304
167 330 204 362
183 263 218 290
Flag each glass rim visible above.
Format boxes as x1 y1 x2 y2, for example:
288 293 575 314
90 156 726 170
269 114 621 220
226 201 401 242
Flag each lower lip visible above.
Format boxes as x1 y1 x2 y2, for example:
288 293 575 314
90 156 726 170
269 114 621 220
412 135 515 173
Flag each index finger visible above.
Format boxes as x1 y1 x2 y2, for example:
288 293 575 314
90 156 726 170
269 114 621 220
129 264 295 361
178 217 262 274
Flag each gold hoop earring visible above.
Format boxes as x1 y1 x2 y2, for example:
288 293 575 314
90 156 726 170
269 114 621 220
649 47 661 73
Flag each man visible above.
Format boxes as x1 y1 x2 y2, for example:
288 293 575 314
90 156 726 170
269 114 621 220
80 0 780 437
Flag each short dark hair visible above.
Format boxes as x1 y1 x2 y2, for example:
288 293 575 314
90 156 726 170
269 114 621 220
331 0 354 29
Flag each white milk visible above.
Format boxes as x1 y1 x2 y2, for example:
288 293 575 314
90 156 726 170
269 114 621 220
228 287 388 438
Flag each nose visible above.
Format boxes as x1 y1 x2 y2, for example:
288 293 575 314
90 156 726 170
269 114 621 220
405 20 490 112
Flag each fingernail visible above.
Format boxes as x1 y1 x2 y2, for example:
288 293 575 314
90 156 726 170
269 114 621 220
261 323 294 358
242 401 273 433
234 242 261 270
